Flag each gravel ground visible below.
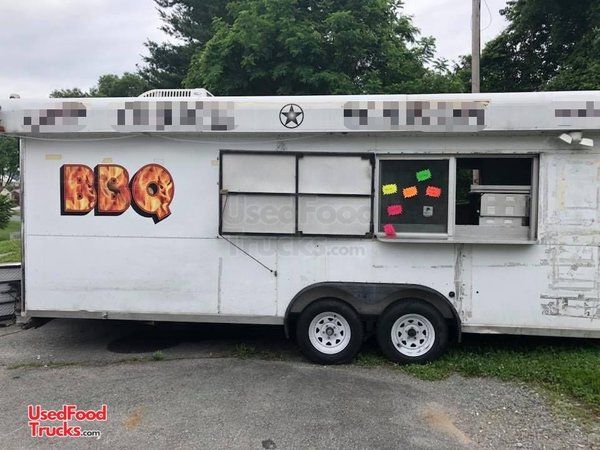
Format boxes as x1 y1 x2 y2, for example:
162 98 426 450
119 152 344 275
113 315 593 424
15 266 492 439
428 374 598 449
0 319 598 449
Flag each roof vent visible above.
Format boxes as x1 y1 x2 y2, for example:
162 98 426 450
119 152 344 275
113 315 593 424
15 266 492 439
138 88 213 98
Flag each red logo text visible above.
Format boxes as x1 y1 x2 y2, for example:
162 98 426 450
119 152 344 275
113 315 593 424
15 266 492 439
28 404 106 439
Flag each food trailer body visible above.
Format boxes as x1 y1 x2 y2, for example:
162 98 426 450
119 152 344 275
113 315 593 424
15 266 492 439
1 90 599 363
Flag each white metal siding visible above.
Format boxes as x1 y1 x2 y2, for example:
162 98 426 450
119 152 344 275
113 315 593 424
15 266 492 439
21 134 600 335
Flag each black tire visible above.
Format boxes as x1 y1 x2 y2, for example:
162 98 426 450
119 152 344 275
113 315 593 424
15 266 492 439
296 299 364 365
377 300 449 364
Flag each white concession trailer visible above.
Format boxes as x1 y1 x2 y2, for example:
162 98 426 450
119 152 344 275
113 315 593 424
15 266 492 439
1 89 599 364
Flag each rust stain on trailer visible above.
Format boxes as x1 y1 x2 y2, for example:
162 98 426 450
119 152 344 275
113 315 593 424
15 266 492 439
541 294 600 320
454 244 472 319
540 245 600 320
542 157 600 246
547 246 598 291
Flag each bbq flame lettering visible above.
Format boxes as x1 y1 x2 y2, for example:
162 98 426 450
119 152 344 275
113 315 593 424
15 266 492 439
60 163 174 222
95 165 131 215
131 164 174 223
61 165 97 214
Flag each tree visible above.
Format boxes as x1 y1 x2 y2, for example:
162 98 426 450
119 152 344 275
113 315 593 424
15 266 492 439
49 87 90 98
138 41 198 89
0 137 19 191
466 0 600 92
0 196 13 230
92 73 150 97
51 72 149 98
0 136 18 229
183 0 462 95
544 1 600 90
139 0 230 88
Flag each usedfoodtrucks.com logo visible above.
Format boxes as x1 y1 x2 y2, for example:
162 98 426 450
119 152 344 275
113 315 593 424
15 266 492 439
224 196 371 226
60 163 174 223
28 404 106 439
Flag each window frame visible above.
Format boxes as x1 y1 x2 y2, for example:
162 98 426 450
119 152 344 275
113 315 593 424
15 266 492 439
219 150 375 238
374 153 539 244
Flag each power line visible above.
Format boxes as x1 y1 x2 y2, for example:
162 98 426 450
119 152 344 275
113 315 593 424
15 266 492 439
481 0 493 31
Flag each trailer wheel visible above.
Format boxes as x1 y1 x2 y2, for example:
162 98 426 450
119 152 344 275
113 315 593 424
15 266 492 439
377 300 448 364
296 299 363 365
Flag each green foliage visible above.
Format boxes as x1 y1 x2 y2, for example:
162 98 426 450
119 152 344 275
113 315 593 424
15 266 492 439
544 1 600 91
455 168 473 204
232 343 257 359
152 350 165 361
0 136 19 191
54 0 469 96
139 41 198 89
51 72 149 98
0 219 19 241
53 0 599 96
183 0 462 95
92 73 149 97
139 0 230 88
0 196 14 235
153 0 230 44
462 0 600 92
49 87 90 98
0 136 19 235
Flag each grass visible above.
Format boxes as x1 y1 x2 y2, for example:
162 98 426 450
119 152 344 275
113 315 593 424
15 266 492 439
0 216 21 263
232 343 257 359
0 220 19 241
0 240 21 263
231 343 285 361
356 335 600 418
152 350 165 361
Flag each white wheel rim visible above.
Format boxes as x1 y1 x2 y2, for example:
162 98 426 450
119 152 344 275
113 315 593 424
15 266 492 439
391 314 435 357
308 312 352 355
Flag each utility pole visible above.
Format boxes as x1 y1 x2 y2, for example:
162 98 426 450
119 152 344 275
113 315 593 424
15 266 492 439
471 0 481 93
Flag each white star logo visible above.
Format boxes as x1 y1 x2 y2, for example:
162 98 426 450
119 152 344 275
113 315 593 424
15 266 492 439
279 104 304 128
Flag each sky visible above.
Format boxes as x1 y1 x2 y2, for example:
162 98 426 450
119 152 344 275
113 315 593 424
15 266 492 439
403 0 509 64
0 0 508 99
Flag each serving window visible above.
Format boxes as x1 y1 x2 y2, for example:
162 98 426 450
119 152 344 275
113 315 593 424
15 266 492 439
379 159 450 235
377 155 538 243
220 151 374 237
220 151 537 243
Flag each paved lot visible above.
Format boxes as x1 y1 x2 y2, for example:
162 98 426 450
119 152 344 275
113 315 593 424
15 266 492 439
0 319 597 449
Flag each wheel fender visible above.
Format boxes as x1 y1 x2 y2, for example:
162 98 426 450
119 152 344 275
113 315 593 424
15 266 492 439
284 282 461 340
